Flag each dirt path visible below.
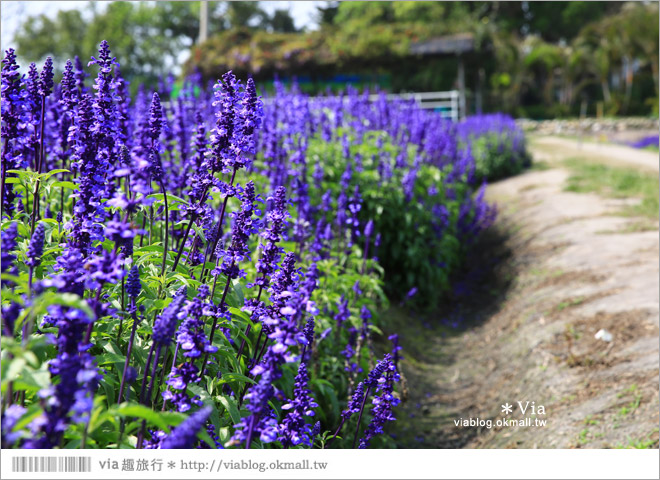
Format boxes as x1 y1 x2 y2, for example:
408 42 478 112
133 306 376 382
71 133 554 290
390 137 659 449
530 135 658 172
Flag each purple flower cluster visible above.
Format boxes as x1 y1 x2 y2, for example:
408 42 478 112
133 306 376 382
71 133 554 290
279 362 318 447
0 40 521 452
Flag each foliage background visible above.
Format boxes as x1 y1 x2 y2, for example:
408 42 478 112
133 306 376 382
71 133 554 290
7 1 659 118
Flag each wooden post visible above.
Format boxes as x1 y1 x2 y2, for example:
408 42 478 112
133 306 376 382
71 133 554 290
457 54 466 120
476 67 484 114
198 1 208 44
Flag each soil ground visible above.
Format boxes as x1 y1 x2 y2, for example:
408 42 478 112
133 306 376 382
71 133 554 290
389 135 659 449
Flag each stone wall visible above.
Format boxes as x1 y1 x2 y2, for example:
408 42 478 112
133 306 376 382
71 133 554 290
517 117 659 135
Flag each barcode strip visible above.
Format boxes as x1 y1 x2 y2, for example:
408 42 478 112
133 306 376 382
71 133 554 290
12 456 91 473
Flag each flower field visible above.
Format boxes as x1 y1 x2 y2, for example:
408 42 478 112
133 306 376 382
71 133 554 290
1 42 528 449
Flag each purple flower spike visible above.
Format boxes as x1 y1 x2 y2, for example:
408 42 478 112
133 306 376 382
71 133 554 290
126 265 141 298
38 57 54 97
148 92 163 141
26 222 45 268
152 286 187 346
279 361 318 447
160 407 212 449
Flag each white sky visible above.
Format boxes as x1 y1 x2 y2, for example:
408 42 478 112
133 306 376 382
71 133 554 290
1 1 324 52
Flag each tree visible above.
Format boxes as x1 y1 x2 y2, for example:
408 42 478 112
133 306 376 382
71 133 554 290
316 1 339 27
224 1 267 29
12 2 205 89
269 9 297 33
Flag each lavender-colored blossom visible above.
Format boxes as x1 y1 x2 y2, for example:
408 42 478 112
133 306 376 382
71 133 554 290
152 286 187 346
26 222 45 268
279 362 318 447
175 285 218 359
199 423 224 449
1 222 18 284
389 334 403 366
334 295 350 329
232 371 278 446
73 55 87 93
126 265 141 298
163 362 203 413
148 92 163 142
359 354 400 448
1 405 26 447
209 71 238 172
160 407 212 449
2 48 30 211
253 186 288 289
341 382 365 420
38 57 54 97
217 181 260 280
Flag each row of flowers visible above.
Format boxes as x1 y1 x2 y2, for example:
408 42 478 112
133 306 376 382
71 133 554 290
1 41 525 449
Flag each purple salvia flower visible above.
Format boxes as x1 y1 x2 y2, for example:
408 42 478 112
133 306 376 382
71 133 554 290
302 318 315 346
68 93 110 251
334 295 350 329
87 40 119 169
1 222 19 285
253 186 288 289
26 222 45 268
148 92 163 142
217 181 260 280
201 423 224 449
175 285 218 359
364 354 393 389
25 246 101 448
359 305 371 340
126 265 141 298
1 404 26 447
342 382 365 420
209 71 238 172
389 333 402 366
152 286 187 346
279 361 318 447
160 407 212 449
73 55 87 93
364 219 374 238
234 76 263 165
114 66 131 145
163 362 203 413
25 63 40 115
311 421 320 439
359 354 400 448
232 371 279 447
2 49 30 215
38 57 54 98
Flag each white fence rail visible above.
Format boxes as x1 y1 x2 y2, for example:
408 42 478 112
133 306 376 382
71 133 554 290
368 90 460 121
264 90 461 122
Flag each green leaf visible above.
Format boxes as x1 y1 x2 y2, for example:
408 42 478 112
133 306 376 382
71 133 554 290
13 365 51 392
220 372 255 386
51 180 78 190
190 221 207 244
97 353 127 365
113 403 173 432
187 384 221 427
217 395 241 424
6 169 34 178
147 192 188 205
41 169 70 180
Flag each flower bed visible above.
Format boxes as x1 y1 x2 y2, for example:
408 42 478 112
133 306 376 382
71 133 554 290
1 43 527 449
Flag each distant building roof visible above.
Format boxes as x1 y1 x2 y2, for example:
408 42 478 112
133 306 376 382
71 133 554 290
410 33 474 55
